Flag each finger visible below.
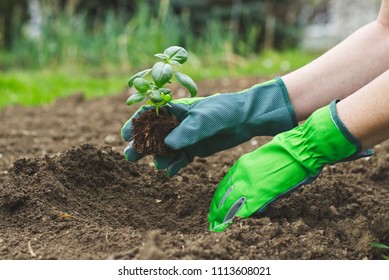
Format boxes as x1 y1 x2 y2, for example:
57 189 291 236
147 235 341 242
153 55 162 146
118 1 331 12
124 141 144 162
165 104 248 152
121 118 134 142
165 101 224 150
181 131 252 159
208 167 234 214
166 153 192 177
209 194 247 232
208 168 244 232
164 116 202 150
154 154 176 170
155 152 194 176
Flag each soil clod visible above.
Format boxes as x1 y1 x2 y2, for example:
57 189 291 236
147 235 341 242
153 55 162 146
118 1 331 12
131 108 179 156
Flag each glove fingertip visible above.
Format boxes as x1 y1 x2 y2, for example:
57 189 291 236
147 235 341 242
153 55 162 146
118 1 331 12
166 164 181 177
208 219 231 232
166 154 191 177
154 155 175 170
121 119 134 142
124 143 143 162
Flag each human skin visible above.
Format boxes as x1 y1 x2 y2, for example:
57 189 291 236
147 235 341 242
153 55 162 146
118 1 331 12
283 0 389 122
337 69 389 150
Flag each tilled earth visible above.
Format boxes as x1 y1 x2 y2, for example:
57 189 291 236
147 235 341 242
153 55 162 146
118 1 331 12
0 77 388 259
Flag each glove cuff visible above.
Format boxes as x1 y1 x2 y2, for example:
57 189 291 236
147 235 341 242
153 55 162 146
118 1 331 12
243 77 298 136
275 100 362 172
274 77 298 128
329 99 362 152
305 99 362 165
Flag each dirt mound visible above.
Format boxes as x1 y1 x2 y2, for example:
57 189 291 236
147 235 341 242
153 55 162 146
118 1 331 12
0 143 216 258
0 77 388 259
1 142 388 260
1 143 212 231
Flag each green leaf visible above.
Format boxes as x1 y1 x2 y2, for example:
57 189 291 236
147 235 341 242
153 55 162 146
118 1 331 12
370 243 389 249
158 88 172 102
175 71 198 97
164 46 188 64
150 90 163 103
383 255 389 260
151 62 173 88
154 53 167 60
133 78 150 93
126 93 146 105
168 60 182 67
128 69 151 87
160 93 172 102
159 88 172 95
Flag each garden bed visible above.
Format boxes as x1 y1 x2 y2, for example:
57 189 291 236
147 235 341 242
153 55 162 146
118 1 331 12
0 77 388 259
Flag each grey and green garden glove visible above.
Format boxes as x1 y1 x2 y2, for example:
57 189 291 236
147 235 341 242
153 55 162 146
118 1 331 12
208 99 373 232
121 77 297 176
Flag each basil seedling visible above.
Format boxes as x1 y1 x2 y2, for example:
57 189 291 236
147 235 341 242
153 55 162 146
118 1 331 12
127 46 198 115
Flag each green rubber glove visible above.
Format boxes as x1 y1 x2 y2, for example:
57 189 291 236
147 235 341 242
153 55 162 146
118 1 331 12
122 77 297 176
209 100 372 232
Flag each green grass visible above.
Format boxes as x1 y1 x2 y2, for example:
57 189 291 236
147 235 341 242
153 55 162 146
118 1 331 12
0 70 128 108
186 49 317 80
1 1 315 73
370 242 389 260
0 49 318 109
0 1 321 109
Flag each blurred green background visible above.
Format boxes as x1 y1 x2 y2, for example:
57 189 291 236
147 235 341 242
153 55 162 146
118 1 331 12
0 0 331 108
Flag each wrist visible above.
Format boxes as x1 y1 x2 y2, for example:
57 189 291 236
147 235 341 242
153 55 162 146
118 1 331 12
274 77 298 127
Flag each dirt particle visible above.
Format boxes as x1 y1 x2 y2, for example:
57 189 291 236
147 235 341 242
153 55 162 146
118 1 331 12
138 231 168 260
104 134 119 145
330 205 340 216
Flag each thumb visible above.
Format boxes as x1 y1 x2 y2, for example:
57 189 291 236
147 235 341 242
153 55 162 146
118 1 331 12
164 112 211 150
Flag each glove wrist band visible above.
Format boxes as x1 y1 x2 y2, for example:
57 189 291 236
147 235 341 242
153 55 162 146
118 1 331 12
329 99 362 152
274 77 298 127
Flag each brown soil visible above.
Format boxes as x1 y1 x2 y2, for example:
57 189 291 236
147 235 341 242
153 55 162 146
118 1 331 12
132 108 179 156
0 77 388 260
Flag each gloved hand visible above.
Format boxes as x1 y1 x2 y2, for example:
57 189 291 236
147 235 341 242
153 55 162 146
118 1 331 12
121 77 297 176
208 100 373 232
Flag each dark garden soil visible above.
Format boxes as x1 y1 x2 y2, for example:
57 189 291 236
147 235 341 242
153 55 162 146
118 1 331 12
132 108 180 156
0 77 388 260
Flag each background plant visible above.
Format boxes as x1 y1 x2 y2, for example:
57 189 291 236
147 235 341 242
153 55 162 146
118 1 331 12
1 0 327 70
369 242 389 260
0 0 322 109
127 46 197 115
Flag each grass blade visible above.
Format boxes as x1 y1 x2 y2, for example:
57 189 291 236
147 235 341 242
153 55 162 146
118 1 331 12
369 242 389 249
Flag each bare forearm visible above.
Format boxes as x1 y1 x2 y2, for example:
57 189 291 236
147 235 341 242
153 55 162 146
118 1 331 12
283 2 389 121
337 68 389 150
